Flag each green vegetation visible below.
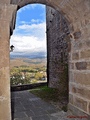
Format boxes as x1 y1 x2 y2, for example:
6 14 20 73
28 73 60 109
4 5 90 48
30 86 59 102
10 58 47 85
29 86 68 111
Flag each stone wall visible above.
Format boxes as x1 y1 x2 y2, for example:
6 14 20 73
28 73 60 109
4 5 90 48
0 4 17 120
46 6 69 95
0 0 90 119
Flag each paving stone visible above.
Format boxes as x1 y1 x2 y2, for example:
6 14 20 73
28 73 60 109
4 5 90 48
32 115 50 120
11 91 78 120
49 116 58 120
14 106 25 112
15 117 31 120
33 109 48 116
47 109 59 114
13 112 27 119
25 110 35 117
23 104 35 111
29 98 41 101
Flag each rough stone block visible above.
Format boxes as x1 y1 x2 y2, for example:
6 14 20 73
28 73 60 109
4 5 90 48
86 40 90 48
72 52 79 60
74 96 87 112
89 103 90 114
0 0 10 4
75 62 87 70
69 62 74 69
87 62 90 70
68 103 90 120
71 84 90 100
73 31 81 39
0 21 10 68
69 71 74 82
74 61 90 70
74 73 90 86
81 49 90 59
0 100 11 120
0 5 17 22
82 27 90 38
0 67 10 97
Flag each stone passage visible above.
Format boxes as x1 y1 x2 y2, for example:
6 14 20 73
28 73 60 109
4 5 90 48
11 91 60 120
0 0 90 119
12 91 88 120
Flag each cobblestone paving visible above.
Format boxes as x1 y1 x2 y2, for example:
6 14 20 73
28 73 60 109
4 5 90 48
11 91 88 120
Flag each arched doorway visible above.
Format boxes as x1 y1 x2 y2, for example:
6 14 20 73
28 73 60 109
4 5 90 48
10 1 90 118
0 1 90 120
10 3 69 119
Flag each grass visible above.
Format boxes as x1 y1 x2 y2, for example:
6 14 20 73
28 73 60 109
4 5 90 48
29 86 59 102
29 86 68 112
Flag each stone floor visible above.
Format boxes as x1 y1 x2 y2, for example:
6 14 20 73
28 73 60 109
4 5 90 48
11 91 88 120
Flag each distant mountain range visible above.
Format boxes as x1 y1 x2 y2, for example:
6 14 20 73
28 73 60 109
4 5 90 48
10 52 47 59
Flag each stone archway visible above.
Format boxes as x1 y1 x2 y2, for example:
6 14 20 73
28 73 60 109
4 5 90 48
0 0 90 120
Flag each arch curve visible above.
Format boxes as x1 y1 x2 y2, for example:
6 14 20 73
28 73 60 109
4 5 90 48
10 0 71 33
11 0 59 11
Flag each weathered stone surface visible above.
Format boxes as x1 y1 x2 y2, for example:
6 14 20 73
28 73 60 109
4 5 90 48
69 94 73 105
86 40 90 48
75 62 87 70
89 103 90 114
74 96 87 112
46 6 69 93
82 26 90 39
69 71 74 82
72 40 87 51
0 0 10 4
0 0 90 119
0 5 17 22
73 31 81 39
75 61 90 70
71 84 90 100
87 62 90 70
0 5 17 120
68 103 90 120
0 99 11 120
69 62 74 69
74 73 90 86
72 52 79 60
81 49 90 59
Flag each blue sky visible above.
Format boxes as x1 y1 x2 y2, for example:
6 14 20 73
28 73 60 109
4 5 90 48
10 4 46 57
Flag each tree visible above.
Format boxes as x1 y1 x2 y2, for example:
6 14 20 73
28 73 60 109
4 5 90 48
35 72 43 80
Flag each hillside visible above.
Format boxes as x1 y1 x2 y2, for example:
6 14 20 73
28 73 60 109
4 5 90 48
10 58 47 68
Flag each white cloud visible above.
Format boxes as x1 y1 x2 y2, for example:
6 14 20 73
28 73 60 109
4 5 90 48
31 19 42 23
10 21 46 55
20 19 43 25
18 22 46 30
10 35 46 53
15 22 46 41
10 4 46 57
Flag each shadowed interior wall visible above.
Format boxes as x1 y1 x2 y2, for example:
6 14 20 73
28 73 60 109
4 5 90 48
46 6 69 95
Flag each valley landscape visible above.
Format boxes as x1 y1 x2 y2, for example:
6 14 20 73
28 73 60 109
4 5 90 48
10 57 47 86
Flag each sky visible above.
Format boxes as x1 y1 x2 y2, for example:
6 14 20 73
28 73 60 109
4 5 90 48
10 4 46 58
